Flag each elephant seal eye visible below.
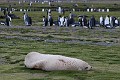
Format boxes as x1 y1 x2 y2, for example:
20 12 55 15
85 67 88 70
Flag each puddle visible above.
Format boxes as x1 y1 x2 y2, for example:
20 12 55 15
2 35 119 46
45 39 118 46
4 36 42 41
0 57 8 65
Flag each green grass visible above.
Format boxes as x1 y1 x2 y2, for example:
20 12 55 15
1 11 120 26
0 26 120 80
1 2 120 10
0 2 120 80
1 2 120 26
